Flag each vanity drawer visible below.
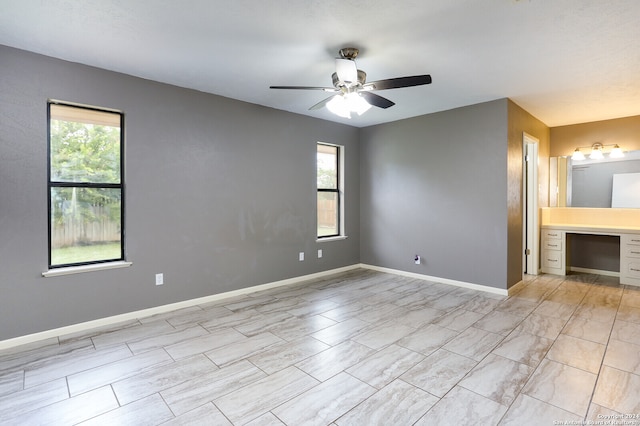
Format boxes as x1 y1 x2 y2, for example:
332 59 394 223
542 250 563 269
542 230 562 240
623 235 640 246
542 238 563 251
624 246 640 258
624 261 640 279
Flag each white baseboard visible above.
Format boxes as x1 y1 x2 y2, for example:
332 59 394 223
359 264 509 296
569 266 620 278
0 264 360 351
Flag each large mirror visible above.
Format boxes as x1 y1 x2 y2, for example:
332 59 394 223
554 150 640 208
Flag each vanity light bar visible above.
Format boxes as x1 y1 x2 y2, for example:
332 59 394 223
571 143 625 161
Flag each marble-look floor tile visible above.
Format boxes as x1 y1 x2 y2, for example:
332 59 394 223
458 353 533 406
24 344 132 388
161 402 233 426
268 315 337 341
205 332 284 367
393 306 445 328
1 340 94 375
214 366 318 425
514 313 566 340
585 403 624 424
499 394 582 426
232 312 293 337
611 319 640 344
285 299 340 318
603 339 640 375
546 334 606 373
273 372 375 426
617 304 640 324
91 320 175 349
0 370 23 398
336 379 438 426
432 308 484 332
426 293 473 312
573 303 617 323
164 327 247 360
592 366 640 413
473 311 524 336
112 354 218 405
127 324 210 354
351 321 415 350
248 337 329 375
137 305 203 325
310 317 371 346
396 323 458 356
356 304 408 324
522 359 597 416
460 295 503 314
562 316 613 344
319 302 367 322
495 297 539 317
533 300 577 320
81 392 174 425
4 386 118 425
67 348 173 396
0 378 68 421
244 412 285 426
296 340 374 382
401 349 476 397
347 344 424 389
198 309 257 331
443 327 503 361
492 331 553 367
414 386 507 426
223 295 277 312
161 360 266 416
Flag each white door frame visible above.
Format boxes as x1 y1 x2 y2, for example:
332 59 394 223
523 133 539 275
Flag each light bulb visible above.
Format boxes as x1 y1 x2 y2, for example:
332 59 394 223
610 144 625 158
571 149 585 161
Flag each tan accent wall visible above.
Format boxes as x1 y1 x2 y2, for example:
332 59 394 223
550 115 640 158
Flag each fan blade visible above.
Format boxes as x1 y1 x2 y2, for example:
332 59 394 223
270 86 338 92
360 92 395 109
335 58 358 83
367 75 432 90
309 95 338 111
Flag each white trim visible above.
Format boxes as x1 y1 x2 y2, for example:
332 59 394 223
316 235 348 243
359 264 509 296
569 266 620 278
42 261 133 277
2 264 360 350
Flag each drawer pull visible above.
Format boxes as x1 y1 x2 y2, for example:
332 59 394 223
630 251 640 255
547 258 558 263
630 238 640 243
631 267 640 272
548 244 558 248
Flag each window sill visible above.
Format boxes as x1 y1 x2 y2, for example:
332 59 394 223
316 235 348 243
42 261 132 278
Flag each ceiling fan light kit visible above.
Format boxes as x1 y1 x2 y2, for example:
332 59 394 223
270 47 432 119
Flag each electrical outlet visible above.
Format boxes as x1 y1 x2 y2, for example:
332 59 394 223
299 252 305 261
318 249 323 258
414 255 421 265
155 273 164 285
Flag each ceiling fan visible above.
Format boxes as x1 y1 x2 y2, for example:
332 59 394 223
270 47 432 118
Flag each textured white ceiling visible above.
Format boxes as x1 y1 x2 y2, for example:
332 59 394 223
1 0 639 127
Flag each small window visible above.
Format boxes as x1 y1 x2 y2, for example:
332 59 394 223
48 103 125 267
317 143 342 238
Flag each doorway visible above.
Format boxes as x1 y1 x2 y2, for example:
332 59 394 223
523 133 539 275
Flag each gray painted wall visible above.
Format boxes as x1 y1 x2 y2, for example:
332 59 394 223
359 100 510 290
0 45 360 341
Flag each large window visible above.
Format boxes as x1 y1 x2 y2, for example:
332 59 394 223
317 143 342 238
48 103 124 267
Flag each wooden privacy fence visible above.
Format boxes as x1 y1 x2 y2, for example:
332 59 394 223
51 204 120 248
318 198 337 229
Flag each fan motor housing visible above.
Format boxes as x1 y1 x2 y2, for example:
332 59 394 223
332 70 367 89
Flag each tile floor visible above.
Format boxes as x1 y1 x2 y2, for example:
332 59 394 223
1 269 640 425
